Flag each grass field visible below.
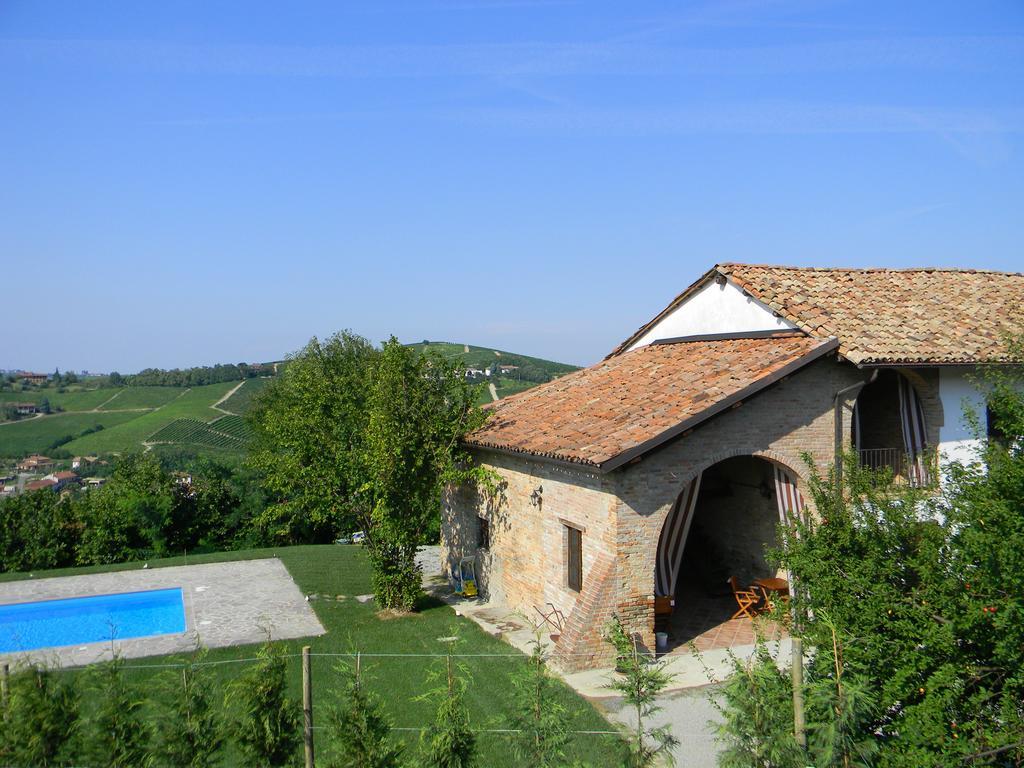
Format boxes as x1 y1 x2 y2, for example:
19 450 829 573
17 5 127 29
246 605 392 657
218 376 271 415
1 546 625 767
98 386 182 410
62 381 239 455
0 388 120 411
0 411 141 456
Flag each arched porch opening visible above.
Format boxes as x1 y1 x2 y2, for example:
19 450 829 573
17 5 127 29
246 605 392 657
852 369 932 486
654 455 801 654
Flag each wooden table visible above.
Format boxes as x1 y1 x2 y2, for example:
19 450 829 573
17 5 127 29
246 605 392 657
753 577 789 595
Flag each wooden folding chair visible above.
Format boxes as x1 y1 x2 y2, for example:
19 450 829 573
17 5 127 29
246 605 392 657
728 576 761 619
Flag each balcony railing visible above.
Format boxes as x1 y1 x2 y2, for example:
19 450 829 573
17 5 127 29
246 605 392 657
857 446 936 488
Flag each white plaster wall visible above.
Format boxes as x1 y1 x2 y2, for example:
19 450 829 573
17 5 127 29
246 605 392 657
938 368 987 469
627 279 797 351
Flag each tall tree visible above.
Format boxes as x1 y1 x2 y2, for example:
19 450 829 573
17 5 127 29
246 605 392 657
232 642 301 767
360 338 488 610
248 331 378 544
249 332 488 609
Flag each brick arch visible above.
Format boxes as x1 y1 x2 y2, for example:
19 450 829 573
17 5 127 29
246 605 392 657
854 368 943 448
651 448 810 540
648 449 810 600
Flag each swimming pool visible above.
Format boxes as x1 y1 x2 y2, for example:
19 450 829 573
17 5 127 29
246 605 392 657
0 588 186 653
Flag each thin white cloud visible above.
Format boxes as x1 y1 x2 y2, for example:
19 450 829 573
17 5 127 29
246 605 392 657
2 35 1021 79
440 102 1024 135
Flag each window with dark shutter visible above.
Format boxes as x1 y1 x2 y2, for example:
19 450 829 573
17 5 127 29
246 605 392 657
477 515 490 550
566 525 582 592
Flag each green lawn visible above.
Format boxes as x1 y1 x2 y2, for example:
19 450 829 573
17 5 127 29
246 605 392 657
0 411 141 457
2 546 625 767
98 386 182 410
63 381 239 454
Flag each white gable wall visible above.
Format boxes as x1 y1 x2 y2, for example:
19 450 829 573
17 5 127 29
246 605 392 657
626 279 797 352
937 368 987 469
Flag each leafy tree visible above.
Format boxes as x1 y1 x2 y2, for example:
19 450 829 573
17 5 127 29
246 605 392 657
39 396 51 414
82 655 153 767
361 338 488 610
153 649 225 768
250 333 488 610
713 645 803 768
325 654 403 768
604 617 678 767
0 667 79 767
0 491 80 573
76 486 151 565
507 634 572 767
232 642 301 767
715 339 1024 768
419 642 475 768
248 332 378 544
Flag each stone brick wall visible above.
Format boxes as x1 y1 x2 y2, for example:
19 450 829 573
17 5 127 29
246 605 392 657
443 355 927 670
441 451 618 632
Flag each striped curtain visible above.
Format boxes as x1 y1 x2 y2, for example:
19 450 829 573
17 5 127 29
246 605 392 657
851 401 862 453
773 465 804 602
773 464 804 526
897 376 929 486
654 473 701 598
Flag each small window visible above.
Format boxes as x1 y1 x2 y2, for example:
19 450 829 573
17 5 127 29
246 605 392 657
565 525 583 592
477 515 490 550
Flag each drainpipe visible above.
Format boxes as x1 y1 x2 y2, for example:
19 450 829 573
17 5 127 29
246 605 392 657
833 370 878 492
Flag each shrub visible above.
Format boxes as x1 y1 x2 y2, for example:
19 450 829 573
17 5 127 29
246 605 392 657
232 642 301 767
0 667 79 767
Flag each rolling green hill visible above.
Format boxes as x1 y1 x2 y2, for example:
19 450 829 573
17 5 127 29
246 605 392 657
407 341 579 405
61 381 239 455
407 341 578 380
0 411 142 456
0 344 575 458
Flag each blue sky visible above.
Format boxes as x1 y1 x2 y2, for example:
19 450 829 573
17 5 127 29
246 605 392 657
2 1 1022 372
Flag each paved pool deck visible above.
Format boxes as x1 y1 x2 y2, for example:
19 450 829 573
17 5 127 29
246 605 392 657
0 558 325 668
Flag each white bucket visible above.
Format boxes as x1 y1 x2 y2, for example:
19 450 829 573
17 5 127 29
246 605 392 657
655 632 668 652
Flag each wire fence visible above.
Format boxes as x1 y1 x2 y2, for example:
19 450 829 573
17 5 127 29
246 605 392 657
1 644 631 768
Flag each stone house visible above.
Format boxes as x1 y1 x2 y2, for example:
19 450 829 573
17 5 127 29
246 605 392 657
441 264 1024 670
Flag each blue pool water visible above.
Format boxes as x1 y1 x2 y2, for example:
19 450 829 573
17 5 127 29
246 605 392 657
0 588 186 653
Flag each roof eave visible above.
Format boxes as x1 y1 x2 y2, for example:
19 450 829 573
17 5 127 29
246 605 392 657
466 336 840 474
597 336 840 472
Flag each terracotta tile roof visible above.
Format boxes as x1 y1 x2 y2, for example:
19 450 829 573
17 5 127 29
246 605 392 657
24 479 57 491
615 264 1024 365
465 333 836 470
